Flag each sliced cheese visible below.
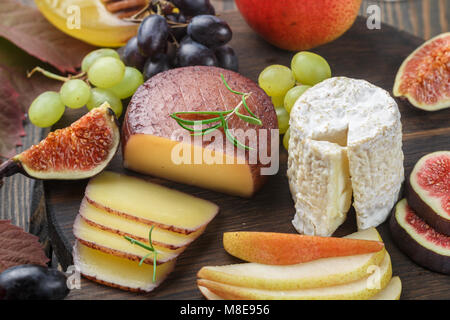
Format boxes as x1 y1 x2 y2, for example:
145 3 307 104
73 215 183 264
79 198 205 250
85 171 219 234
73 241 176 293
288 77 404 235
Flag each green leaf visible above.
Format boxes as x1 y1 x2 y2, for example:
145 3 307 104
235 109 262 126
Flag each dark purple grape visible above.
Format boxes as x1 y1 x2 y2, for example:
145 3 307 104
121 36 147 70
137 14 170 58
0 265 69 300
171 0 215 16
177 40 218 67
215 45 238 72
143 55 171 80
167 13 187 41
187 15 232 48
166 41 177 64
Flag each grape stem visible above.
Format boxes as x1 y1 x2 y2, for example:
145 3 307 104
27 67 86 83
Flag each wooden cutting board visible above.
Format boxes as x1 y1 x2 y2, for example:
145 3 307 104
45 12 450 300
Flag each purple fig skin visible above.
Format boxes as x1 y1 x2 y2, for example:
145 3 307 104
390 204 450 275
406 180 450 237
0 159 23 180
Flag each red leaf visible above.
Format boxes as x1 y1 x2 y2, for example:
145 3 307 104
0 0 96 74
0 39 60 158
0 70 24 159
0 220 49 273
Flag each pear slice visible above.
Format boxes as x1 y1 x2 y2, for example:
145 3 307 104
85 171 219 234
198 227 386 290
79 198 205 250
73 215 183 265
198 285 223 300
197 252 392 300
73 241 176 293
199 276 402 300
369 276 402 300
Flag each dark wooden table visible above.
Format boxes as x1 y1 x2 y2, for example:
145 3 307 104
1 0 449 300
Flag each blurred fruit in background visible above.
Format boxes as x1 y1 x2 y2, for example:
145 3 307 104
235 0 361 51
35 0 140 47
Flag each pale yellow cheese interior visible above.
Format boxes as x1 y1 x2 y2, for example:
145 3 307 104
123 134 256 197
73 216 183 264
80 199 205 249
85 171 219 233
74 241 176 293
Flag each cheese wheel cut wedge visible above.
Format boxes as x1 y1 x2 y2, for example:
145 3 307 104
85 171 219 234
122 66 278 197
288 77 404 235
73 241 176 293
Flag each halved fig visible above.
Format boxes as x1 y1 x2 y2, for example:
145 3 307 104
0 103 119 180
406 151 450 235
393 32 449 111
390 199 450 275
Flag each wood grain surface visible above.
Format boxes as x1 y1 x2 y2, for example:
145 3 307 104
42 13 450 300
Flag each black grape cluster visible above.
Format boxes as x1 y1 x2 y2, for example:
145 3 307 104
119 0 238 80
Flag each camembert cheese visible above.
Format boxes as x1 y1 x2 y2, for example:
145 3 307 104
288 77 404 236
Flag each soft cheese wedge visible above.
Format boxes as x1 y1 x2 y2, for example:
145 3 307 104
73 241 176 293
289 139 352 236
198 276 402 300
198 227 385 290
73 215 183 265
288 77 404 235
79 198 205 250
85 171 219 234
369 276 402 300
198 252 392 300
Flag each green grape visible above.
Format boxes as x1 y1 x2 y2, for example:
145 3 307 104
108 67 144 99
258 65 295 97
284 85 310 113
271 95 285 108
87 57 125 89
81 48 120 72
86 88 123 117
28 91 65 128
59 79 91 109
291 51 331 86
275 107 289 134
283 127 290 150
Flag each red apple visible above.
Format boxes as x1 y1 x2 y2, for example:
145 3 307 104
235 0 362 51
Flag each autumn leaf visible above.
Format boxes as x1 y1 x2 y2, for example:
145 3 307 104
0 0 96 74
0 72 24 159
0 220 49 273
0 38 60 158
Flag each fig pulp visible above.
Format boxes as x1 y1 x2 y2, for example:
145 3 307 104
390 199 450 275
407 151 450 235
393 32 450 111
0 104 120 181
0 264 69 300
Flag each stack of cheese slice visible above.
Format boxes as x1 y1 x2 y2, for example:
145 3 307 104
288 77 404 236
73 171 219 292
197 228 402 300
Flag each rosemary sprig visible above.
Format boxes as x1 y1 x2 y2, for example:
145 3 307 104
170 74 262 150
124 225 158 283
